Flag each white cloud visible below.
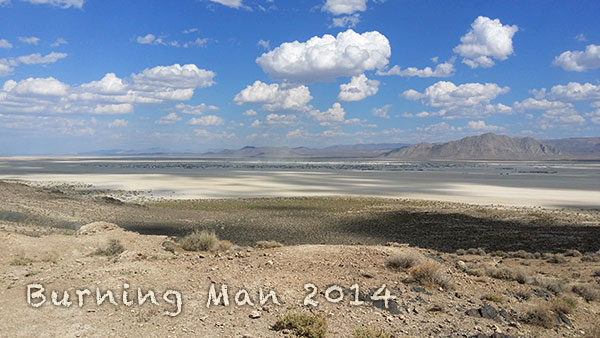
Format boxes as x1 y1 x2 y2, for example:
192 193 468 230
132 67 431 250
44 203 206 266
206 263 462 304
0 63 216 115
256 29 390 83
183 28 198 34
338 73 379 101
188 115 224 126
108 119 128 128
175 102 218 115
322 0 367 15
137 34 156 44
403 81 509 108
308 102 346 124
539 107 585 127
513 98 573 111
454 16 518 68
257 39 270 50
208 0 243 9
586 109 600 124
194 129 235 139
331 14 360 28
553 44 600 72
50 38 68 47
250 119 260 127
155 112 181 125
465 120 504 131
16 52 67 65
18 36 40 45
377 60 455 77
243 109 257 116
265 113 297 125
21 0 84 8
371 104 390 119
417 122 456 133
533 82 600 102
183 38 209 48
0 63 13 77
0 114 94 136
234 81 312 111
575 34 587 42
0 39 12 48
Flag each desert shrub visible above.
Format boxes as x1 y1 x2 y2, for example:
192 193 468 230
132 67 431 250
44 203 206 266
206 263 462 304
550 297 577 314
466 247 486 255
532 277 568 295
586 325 600 338
582 253 600 262
93 239 125 256
564 249 582 257
255 240 283 249
217 240 233 251
515 290 532 301
546 254 567 264
353 326 390 338
490 250 507 257
455 249 466 256
509 250 535 259
572 284 600 302
593 270 600 278
39 251 59 263
386 252 422 270
486 266 531 284
10 256 35 266
466 268 485 277
180 231 219 252
409 260 452 289
272 312 327 338
481 292 506 303
521 306 556 329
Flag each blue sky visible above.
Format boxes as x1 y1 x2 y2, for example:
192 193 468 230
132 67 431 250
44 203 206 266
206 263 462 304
0 0 599 155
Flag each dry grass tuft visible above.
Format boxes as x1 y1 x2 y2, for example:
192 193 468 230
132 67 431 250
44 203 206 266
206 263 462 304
564 249 582 257
217 240 233 251
386 251 422 270
352 326 390 338
10 255 35 266
546 254 567 264
255 240 283 249
409 260 452 289
466 247 486 255
550 297 577 314
481 292 506 303
520 306 556 329
273 312 327 338
485 266 531 284
93 239 125 256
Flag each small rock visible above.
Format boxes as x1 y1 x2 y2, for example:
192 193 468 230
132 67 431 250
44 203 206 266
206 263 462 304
249 311 261 319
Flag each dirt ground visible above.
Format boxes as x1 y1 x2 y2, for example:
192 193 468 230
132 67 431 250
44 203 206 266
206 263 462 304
0 181 599 337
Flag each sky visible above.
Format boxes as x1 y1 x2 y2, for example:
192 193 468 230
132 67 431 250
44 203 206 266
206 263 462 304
0 0 599 155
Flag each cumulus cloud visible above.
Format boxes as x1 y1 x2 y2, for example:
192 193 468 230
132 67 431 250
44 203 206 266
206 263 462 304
371 104 390 119
377 60 455 77
188 115 224 126
234 81 312 111
265 113 297 125
155 112 181 125
322 0 367 15
108 119 128 128
513 96 586 129
465 120 504 131
338 73 379 101
21 0 84 8
513 98 573 111
194 129 235 139
308 102 357 125
257 40 270 50
18 36 40 45
0 114 95 136
0 63 216 115
331 14 360 28
403 81 509 108
0 39 12 48
256 29 390 83
243 109 257 116
586 109 600 124
175 103 218 115
532 82 600 102
553 44 600 72
16 52 67 65
208 0 243 9
137 34 157 44
454 16 518 68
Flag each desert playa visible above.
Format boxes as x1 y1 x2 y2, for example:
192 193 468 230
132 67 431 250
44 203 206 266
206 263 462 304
1 157 599 209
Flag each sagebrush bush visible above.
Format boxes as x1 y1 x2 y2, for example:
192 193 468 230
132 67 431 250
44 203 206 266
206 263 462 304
546 254 567 264
272 312 327 338
481 292 506 303
180 231 219 252
255 240 283 249
93 239 125 256
521 306 556 329
409 260 452 289
550 297 577 314
386 252 422 270
572 284 600 302
353 326 390 338
564 249 582 257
